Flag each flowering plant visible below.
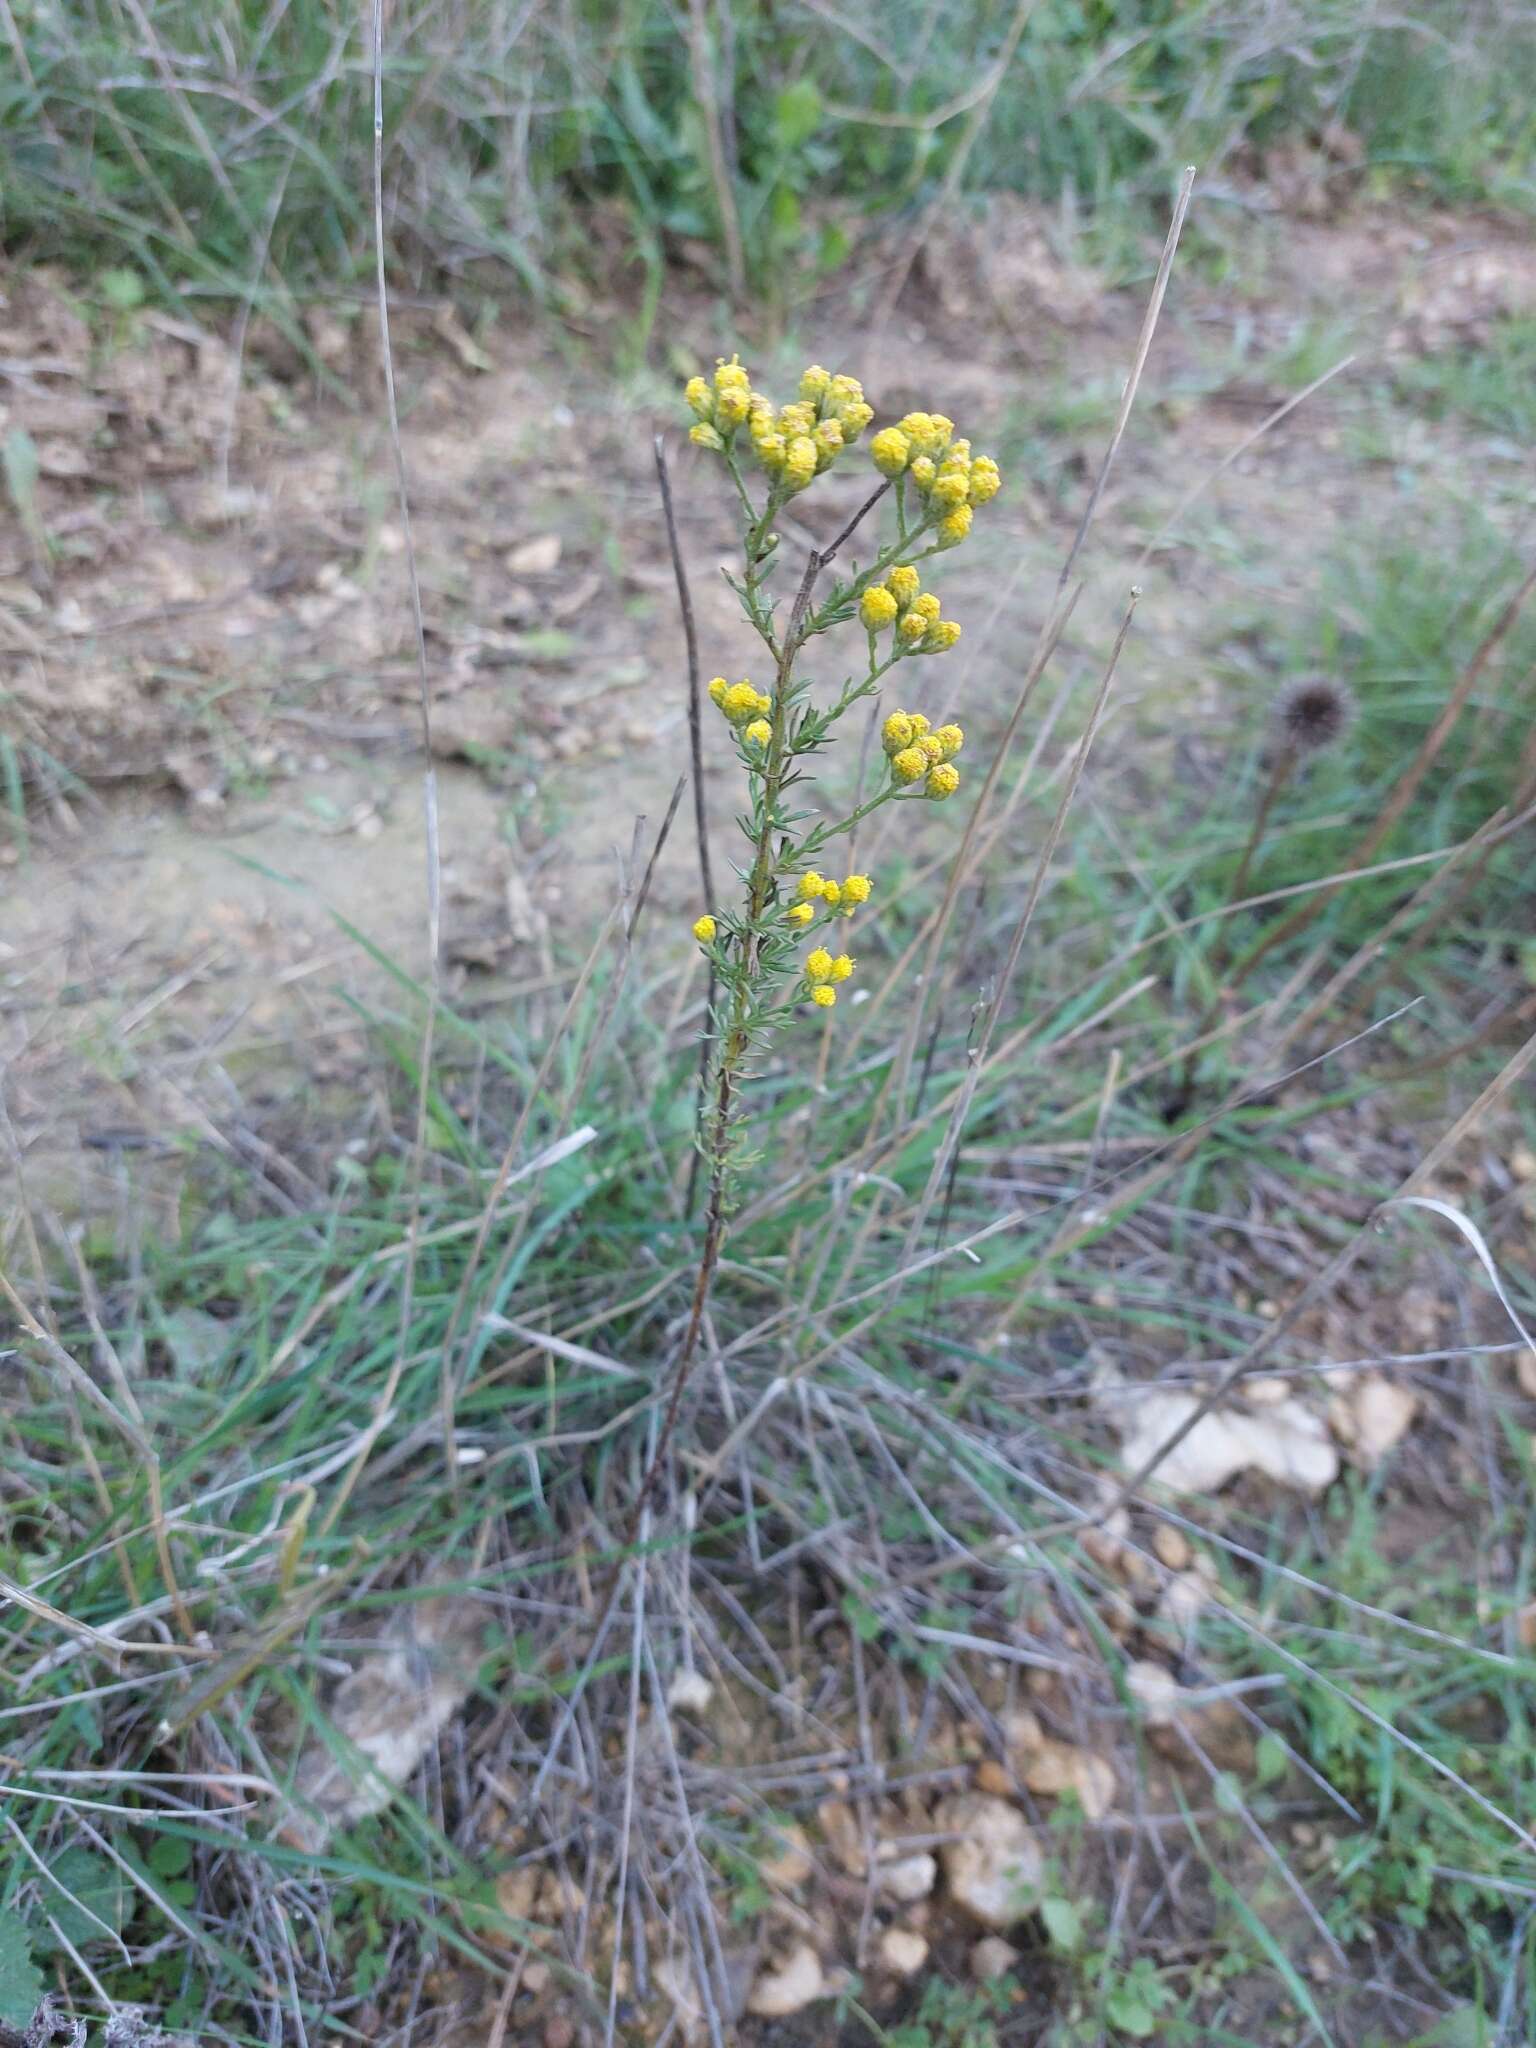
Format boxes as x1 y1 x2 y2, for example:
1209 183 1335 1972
640 355 1003 1505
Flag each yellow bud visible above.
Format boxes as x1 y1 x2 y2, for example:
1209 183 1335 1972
926 762 960 799
754 691 772 715
913 592 942 623
934 723 964 759
798 871 826 899
898 612 929 645
928 414 955 451
800 364 831 403
777 400 816 437
787 901 815 926
743 718 772 747
837 399 873 438
919 733 944 763
783 436 818 491
859 585 899 632
692 914 717 942
969 456 1002 504
937 504 973 547
753 433 787 473
882 711 914 755
829 373 864 405
909 455 936 490
891 745 928 784
870 427 911 477
926 620 962 653
811 984 837 1008
898 411 934 447
690 422 725 452
886 565 920 608
813 418 845 467
842 873 872 904
930 470 969 509
684 375 712 419
830 953 854 982
909 713 931 738
714 355 751 392
716 384 751 427
805 947 835 983
820 879 842 905
707 677 728 706
722 681 762 723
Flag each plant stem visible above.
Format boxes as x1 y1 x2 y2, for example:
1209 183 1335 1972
631 550 820 1529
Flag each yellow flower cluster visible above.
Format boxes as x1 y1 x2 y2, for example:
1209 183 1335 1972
858 564 961 653
868 412 1001 548
707 676 771 730
804 943 856 1008
683 358 874 496
882 709 965 800
693 915 717 944
793 869 873 920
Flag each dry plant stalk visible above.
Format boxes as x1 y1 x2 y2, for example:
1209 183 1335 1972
634 360 1008 1515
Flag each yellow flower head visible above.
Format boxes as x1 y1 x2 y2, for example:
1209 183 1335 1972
777 400 817 438
886 564 921 609
811 984 837 1008
693 914 717 943
690 422 725 452
820 879 842 905
934 723 964 760
842 873 872 904
721 680 762 723
898 611 929 645
805 947 835 984
913 592 941 623
925 619 962 653
882 710 914 755
898 411 936 450
800 364 831 403
892 745 928 784
870 427 911 477
828 375 872 436
926 762 961 799
838 398 874 438
909 455 936 490
783 436 818 491
813 418 845 466
937 504 974 547
969 455 1002 504
931 470 970 509
707 677 728 707
787 901 815 926
919 733 945 763
743 718 772 747
685 375 712 419
753 432 787 474
798 871 826 900
714 354 751 394
929 414 956 451
716 383 752 428
830 953 854 982
859 585 899 632
909 713 931 738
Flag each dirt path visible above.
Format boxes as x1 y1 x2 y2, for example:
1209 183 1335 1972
5 200 1535 1225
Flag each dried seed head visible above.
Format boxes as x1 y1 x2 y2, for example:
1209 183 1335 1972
1275 675 1356 755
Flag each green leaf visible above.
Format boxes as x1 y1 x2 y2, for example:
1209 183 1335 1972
147 1834 193 1878
774 79 822 151
35 1847 126 1951
1255 1731 1289 1786
99 266 146 310
1041 1894 1084 1952
0 1909 44 2029
1105 1987 1157 2037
